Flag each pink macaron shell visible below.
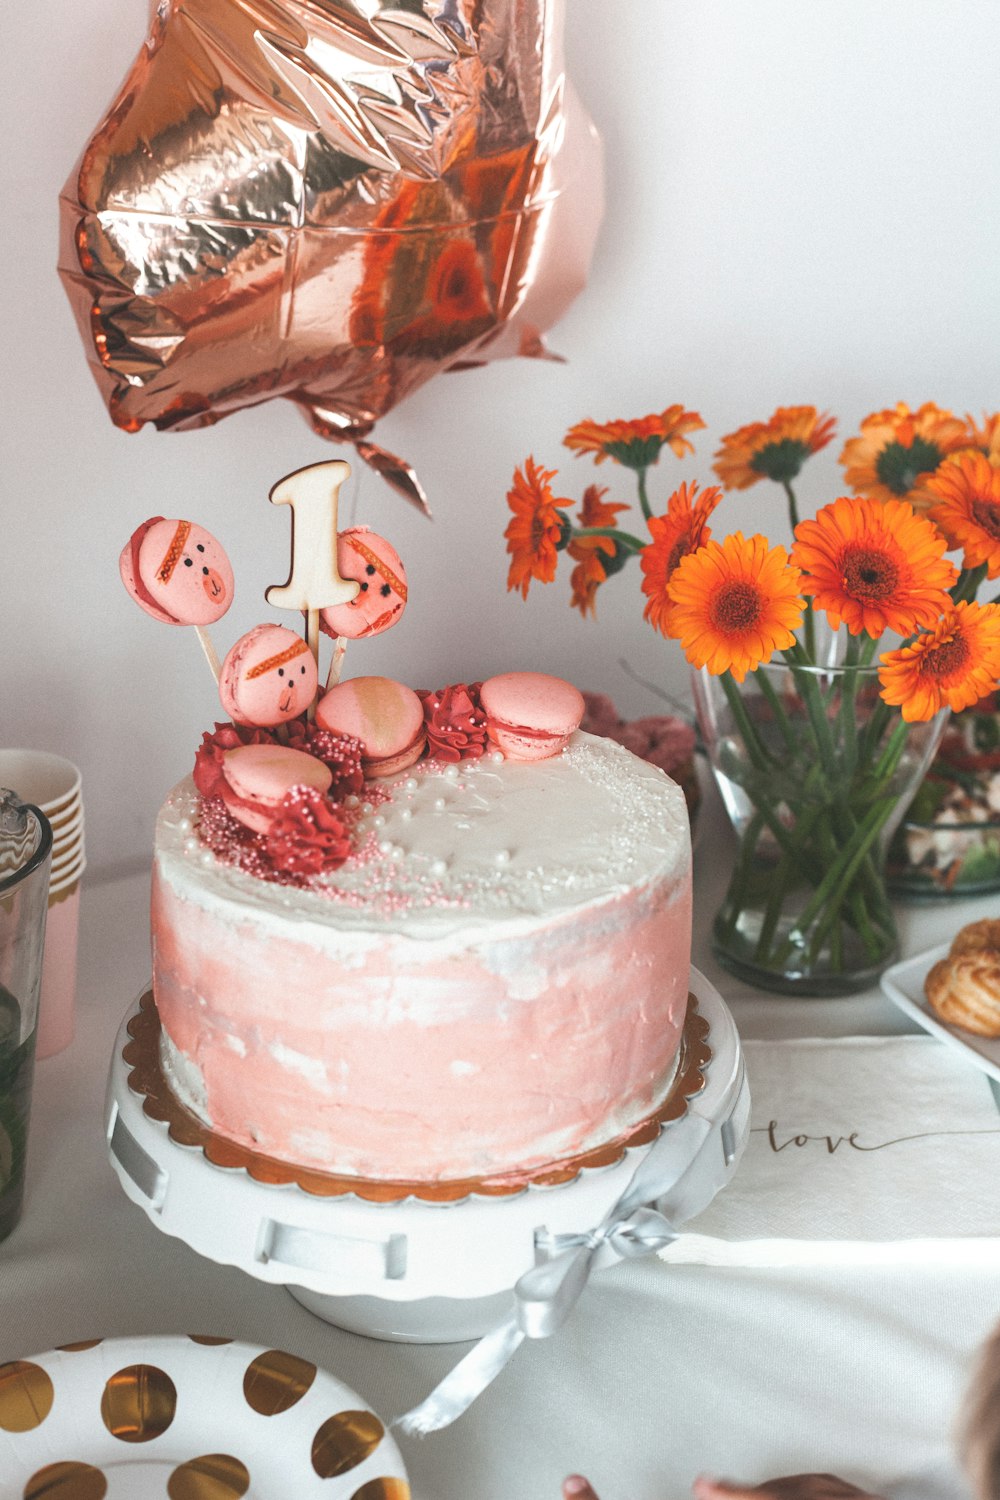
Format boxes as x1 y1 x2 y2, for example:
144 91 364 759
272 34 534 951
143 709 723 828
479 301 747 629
120 518 177 623
316 676 425 777
480 672 585 762
318 527 408 641
219 624 318 727
136 519 234 626
220 743 332 833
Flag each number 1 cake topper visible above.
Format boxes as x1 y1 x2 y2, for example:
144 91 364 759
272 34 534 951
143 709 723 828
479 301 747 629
266 460 361 712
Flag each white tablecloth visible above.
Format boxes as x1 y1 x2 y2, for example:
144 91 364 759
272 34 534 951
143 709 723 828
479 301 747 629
3 786 1000 1500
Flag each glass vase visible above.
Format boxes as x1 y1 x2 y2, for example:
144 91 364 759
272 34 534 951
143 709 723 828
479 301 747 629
694 655 948 996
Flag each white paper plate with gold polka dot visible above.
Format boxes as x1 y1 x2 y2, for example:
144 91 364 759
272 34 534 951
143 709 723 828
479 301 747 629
0 1335 410 1500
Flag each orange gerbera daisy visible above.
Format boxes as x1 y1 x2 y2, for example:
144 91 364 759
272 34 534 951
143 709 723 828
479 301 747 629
965 411 1000 464
839 401 969 512
641 481 723 636
712 406 836 490
564 405 705 471
666 532 805 683
879 602 1000 722
925 452 1000 578
791 496 957 639
565 484 630 618
504 458 571 599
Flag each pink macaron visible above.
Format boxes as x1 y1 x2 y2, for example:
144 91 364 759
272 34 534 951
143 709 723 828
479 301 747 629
219 625 318 727
316 676 426 778
479 672 585 761
220 744 333 834
120 517 234 625
319 528 408 640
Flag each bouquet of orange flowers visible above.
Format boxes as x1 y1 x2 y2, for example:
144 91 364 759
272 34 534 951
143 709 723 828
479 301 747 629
504 402 1000 994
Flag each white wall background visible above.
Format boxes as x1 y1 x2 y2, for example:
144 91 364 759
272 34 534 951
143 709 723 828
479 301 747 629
3 2 1000 877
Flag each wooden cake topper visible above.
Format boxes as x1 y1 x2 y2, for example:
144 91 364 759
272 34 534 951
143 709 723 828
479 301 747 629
266 460 360 714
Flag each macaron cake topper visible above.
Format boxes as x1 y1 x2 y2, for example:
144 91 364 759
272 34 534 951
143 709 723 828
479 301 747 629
219 624 319 728
120 517 234 679
320 527 409 690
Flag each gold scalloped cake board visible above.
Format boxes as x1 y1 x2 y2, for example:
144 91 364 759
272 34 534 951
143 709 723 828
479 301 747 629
122 990 711 1205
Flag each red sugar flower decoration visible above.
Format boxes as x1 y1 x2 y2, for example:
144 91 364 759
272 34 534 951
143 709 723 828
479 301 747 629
419 683 489 762
287 721 366 799
264 786 353 876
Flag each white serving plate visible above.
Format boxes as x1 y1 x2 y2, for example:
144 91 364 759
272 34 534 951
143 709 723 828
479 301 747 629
0 1334 409 1499
880 944 1000 1084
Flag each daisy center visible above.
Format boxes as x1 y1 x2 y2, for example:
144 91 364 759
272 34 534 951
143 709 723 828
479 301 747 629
875 435 942 496
971 498 1000 541
923 633 970 680
711 580 762 636
841 545 900 601
667 533 693 574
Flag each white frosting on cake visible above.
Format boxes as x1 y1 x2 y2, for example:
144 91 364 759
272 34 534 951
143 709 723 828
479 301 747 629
155 732 690 944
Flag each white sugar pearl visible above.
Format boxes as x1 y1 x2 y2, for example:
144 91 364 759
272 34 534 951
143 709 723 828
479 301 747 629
433 797 447 811
443 764 459 780
199 849 214 866
373 814 386 828
378 838 393 854
430 858 448 877
495 849 511 867
362 802 374 815
178 816 193 834
400 808 413 821
345 794 360 808
489 750 505 763
184 837 199 854
404 778 419 792
391 845 405 859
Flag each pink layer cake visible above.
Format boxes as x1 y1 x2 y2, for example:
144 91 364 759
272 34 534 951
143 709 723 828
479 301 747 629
151 732 692 1184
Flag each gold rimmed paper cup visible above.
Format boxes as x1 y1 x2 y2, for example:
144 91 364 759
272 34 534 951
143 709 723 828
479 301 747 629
37 873 83 1060
0 751 81 819
50 833 85 874
48 859 85 895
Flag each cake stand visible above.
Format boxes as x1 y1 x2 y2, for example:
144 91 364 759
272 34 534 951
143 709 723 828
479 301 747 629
105 968 749 1343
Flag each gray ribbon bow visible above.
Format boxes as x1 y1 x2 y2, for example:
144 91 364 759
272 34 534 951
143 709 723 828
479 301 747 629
395 1111 713 1436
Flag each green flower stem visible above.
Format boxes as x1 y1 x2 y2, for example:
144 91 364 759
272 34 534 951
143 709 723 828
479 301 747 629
782 480 801 533
754 669 799 756
753 802 826 960
716 811 767 942
571 527 646 552
951 563 988 606
802 793 901 965
637 467 653 523
720 672 777 774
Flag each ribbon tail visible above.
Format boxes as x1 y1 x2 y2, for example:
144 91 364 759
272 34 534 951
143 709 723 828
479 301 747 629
392 1314 525 1437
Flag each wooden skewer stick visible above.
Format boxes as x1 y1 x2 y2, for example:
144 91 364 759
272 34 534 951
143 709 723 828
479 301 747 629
305 609 321 720
325 635 348 692
195 626 221 683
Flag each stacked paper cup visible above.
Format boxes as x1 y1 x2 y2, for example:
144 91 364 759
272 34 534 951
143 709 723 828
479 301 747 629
0 752 84 1058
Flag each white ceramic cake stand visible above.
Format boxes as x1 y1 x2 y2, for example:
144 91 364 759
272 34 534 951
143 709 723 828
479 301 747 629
105 968 749 1343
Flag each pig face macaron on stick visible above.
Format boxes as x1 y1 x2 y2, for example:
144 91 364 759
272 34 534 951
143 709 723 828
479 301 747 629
120 518 234 680
219 625 319 730
317 676 426 778
266 460 360 717
319 527 409 690
219 743 332 834
480 672 585 761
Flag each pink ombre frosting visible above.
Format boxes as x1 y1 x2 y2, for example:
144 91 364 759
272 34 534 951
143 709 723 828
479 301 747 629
151 733 692 1183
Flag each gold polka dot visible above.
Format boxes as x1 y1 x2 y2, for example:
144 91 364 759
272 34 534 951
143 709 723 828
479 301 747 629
58 1340 104 1352
311 1409 385 1479
0 1361 54 1432
187 1336 233 1346
100 1364 177 1443
23 1461 108 1499
167 1453 251 1500
242 1350 316 1416
350 1481 411 1500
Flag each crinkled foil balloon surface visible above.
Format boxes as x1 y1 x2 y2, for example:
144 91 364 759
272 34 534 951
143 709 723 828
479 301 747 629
58 0 603 506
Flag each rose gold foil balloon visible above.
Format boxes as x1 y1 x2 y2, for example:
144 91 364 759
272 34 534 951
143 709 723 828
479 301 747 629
58 0 603 510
